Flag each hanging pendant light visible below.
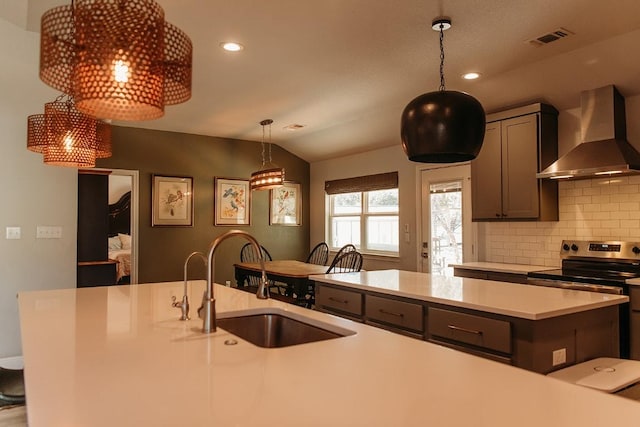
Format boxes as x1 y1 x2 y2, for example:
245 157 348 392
39 0 192 122
401 17 486 163
27 95 112 168
250 119 285 191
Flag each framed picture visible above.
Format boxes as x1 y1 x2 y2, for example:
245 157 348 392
214 177 251 225
270 181 301 226
152 175 194 226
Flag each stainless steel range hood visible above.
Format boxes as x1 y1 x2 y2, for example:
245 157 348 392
537 85 640 179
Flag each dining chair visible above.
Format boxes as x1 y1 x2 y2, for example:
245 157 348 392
303 250 363 309
239 243 286 295
325 243 357 273
305 242 329 266
326 250 363 274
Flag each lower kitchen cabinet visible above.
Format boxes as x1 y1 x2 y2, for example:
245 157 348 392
314 282 620 374
630 287 640 360
429 304 620 373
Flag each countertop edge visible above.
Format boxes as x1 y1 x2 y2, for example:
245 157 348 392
449 262 557 274
310 271 629 320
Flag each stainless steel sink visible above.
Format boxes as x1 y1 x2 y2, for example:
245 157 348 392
217 308 355 348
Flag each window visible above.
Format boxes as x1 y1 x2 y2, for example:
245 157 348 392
325 172 399 255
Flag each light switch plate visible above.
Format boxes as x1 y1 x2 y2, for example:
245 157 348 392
6 227 21 239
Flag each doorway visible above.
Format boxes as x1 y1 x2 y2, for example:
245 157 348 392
418 164 475 275
79 168 139 284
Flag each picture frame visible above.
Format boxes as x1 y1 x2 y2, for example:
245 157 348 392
270 181 301 226
214 177 251 226
152 175 194 227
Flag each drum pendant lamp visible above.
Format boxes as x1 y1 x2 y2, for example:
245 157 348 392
39 0 192 122
401 18 486 163
250 119 285 191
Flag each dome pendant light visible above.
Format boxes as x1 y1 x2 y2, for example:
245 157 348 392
401 17 486 163
250 119 285 191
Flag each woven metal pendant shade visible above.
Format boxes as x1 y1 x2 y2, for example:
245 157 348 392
27 100 112 168
250 119 285 191
39 0 192 121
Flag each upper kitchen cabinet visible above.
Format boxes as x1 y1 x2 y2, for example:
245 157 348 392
471 103 559 221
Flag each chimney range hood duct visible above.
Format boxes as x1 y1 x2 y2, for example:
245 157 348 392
537 85 640 179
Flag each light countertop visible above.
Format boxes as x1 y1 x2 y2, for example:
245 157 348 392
627 278 640 287
18 280 640 426
310 269 628 320
449 261 557 274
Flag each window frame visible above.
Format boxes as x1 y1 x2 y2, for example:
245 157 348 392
327 188 399 256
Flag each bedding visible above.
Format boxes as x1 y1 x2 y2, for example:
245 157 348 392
108 233 131 282
109 249 131 282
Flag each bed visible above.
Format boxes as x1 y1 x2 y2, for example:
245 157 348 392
108 191 131 283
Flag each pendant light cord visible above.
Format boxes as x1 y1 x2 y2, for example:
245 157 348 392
439 23 446 91
259 119 274 167
267 122 273 165
261 122 266 167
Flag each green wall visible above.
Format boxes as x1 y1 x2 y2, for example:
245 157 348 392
98 126 310 285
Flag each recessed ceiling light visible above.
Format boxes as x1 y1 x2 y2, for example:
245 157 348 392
220 42 244 52
462 72 480 80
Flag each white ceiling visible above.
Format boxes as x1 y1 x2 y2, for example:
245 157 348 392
7 0 640 162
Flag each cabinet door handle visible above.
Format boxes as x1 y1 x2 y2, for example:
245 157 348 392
447 324 483 335
328 297 348 304
379 308 404 318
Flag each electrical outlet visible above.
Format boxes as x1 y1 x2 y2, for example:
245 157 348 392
36 226 62 239
552 348 567 366
225 280 231 287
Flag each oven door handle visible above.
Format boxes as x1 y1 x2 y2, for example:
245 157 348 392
527 278 623 295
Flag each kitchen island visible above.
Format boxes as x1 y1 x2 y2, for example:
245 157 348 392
311 270 628 372
19 280 639 426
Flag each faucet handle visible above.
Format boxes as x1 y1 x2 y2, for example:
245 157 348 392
172 295 191 321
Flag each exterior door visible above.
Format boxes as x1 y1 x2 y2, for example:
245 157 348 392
419 164 475 274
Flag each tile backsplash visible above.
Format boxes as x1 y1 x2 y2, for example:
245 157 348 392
480 175 640 267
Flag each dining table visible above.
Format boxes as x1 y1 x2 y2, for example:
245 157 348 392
234 260 329 306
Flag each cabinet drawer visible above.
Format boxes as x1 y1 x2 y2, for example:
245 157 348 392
316 285 363 316
365 295 424 332
428 307 511 354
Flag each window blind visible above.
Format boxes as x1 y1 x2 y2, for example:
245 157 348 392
324 171 398 195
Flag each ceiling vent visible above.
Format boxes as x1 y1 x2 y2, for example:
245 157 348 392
527 27 574 47
283 124 305 131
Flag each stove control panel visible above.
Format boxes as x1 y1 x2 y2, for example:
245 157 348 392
561 240 640 260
